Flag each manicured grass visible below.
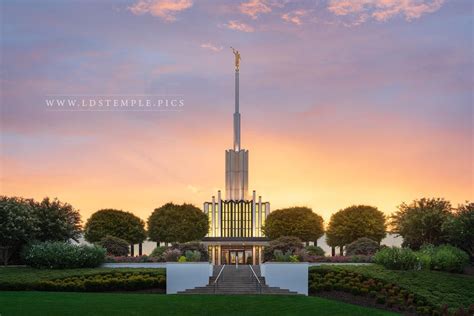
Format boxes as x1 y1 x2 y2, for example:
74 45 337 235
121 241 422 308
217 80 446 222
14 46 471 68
0 292 398 316
311 264 474 309
0 267 165 290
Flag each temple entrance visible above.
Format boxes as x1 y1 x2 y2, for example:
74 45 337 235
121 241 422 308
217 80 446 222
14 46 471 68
229 251 244 264
221 247 253 265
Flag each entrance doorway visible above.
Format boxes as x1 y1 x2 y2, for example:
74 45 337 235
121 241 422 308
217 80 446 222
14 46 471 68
221 247 253 264
229 250 244 264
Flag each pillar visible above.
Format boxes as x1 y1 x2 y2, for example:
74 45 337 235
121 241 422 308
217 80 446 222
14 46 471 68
339 246 343 256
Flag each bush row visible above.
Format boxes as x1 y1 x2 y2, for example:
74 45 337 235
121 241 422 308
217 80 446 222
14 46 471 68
0 272 165 292
374 245 469 273
309 268 473 315
23 241 106 269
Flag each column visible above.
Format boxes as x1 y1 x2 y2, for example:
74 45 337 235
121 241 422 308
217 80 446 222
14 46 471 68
211 197 215 237
217 191 222 237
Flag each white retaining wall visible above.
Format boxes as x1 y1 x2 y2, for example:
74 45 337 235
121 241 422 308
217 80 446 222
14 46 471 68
261 262 308 295
166 262 212 294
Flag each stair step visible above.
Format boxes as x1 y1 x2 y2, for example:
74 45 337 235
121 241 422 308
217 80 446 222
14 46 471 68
178 265 300 295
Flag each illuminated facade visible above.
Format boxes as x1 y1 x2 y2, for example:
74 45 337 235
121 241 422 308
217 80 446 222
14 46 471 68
202 49 270 265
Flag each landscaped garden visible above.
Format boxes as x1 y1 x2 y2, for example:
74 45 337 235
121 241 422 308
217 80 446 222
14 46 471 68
309 265 474 315
1 196 473 315
0 267 165 292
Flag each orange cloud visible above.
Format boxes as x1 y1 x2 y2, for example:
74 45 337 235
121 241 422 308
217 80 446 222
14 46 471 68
281 10 308 26
328 0 445 22
128 0 193 22
239 0 288 19
225 20 255 32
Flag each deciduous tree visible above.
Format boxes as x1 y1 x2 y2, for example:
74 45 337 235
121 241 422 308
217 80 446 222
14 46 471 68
262 207 324 242
30 197 82 242
0 196 37 265
444 202 474 259
147 203 208 243
326 205 386 251
390 198 451 250
84 209 146 245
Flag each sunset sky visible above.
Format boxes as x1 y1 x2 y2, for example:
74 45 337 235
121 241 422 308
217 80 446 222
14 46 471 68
1 0 473 224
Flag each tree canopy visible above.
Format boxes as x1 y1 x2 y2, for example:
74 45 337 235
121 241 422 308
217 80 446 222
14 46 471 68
443 202 473 258
84 209 146 244
262 207 324 242
147 203 208 243
30 197 82 242
1 196 83 265
326 205 386 248
0 196 37 248
390 198 452 250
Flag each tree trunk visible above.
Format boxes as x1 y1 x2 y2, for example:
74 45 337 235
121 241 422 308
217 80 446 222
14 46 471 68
331 246 335 257
0 247 12 266
138 243 143 256
339 246 344 256
130 244 135 257
314 240 318 247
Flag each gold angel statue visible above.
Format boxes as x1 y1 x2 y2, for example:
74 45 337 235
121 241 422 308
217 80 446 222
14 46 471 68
231 47 241 71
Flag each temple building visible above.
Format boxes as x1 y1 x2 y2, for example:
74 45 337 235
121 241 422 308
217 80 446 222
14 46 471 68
202 49 270 265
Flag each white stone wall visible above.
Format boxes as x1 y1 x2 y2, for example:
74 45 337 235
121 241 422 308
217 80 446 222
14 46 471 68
261 262 309 295
166 262 212 294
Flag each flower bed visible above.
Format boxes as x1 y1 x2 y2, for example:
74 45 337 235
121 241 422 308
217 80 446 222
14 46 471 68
29 272 165 292
105 255 162 263
306 255 373 263
309 267 473 315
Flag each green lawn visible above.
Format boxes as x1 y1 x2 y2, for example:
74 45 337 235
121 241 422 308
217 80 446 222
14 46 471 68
311 264 474 309
0 292 398 316
0 267 165 290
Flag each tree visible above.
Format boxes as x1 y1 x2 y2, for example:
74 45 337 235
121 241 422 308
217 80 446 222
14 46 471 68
263 236 304 261
262 207 324 242
84 209 146 245
345 237 380 256
97 235 130 257
444 202 474 259
0 196 37 265
147 203 208 243
29 197 82 242
390 198 452 250
326 205 386 252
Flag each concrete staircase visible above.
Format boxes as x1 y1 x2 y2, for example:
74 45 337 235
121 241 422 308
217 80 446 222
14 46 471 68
178 265 298 295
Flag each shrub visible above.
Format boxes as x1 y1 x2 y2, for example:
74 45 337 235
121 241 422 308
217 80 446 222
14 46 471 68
305 245 325 256
430 245 469 273
374 247 418 270
105 255 161 263
178 256 187 262
184 250 201 262
23 241 105 269
162 248 181 262
149 246 168 260
36 272 165 292
264 236 303 261
346 237 380 256
173 242 208 261
97 235 129 257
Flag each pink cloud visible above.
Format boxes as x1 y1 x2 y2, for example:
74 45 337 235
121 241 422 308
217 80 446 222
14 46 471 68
225 20 255 32
281 10 308 25
200 42 224 52
128 0 193 22
328 0 445 22
239 0 288 19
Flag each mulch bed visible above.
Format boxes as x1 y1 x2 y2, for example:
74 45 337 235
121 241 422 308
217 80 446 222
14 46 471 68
313 291 414 315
